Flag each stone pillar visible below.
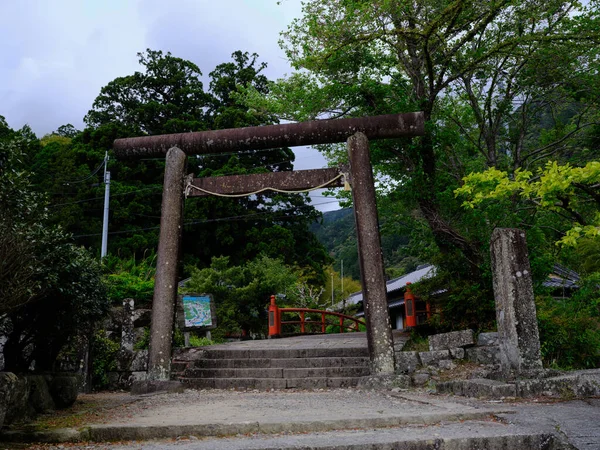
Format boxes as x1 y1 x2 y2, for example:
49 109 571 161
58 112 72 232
347 132 395 374
490 228 542 373
147 147 187 381
121 298 135 352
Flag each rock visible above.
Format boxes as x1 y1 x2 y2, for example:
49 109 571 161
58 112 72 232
449 348 465 359
477 332 499 346
418 350 450 368
395 351 420 374
26 375 55 413
0 372 28 427
428 329 474 351
412 371 430 387
130 350 148 372
49 375 79 408
438 360 455 371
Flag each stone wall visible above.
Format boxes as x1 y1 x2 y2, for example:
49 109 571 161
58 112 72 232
102 299 151 390
0 373 79 429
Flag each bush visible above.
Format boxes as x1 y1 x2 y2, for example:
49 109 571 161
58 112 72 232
91 331 119 389
537 274 600 369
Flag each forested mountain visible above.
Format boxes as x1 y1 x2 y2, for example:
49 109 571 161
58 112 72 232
311 208 422 281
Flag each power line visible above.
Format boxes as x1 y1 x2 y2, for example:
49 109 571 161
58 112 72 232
62 157 106 185
49 186 161 207
71 200 341 239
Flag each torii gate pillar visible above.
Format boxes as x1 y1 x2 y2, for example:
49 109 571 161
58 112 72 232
347 133 395 373
147 147 186 381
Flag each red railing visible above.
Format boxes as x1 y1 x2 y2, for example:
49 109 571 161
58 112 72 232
268 295 365 337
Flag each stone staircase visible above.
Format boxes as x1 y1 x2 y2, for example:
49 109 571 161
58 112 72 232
171 343 371 390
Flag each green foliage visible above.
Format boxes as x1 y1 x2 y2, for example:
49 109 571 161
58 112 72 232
403 333 429 353
456 161 600 247
133 327 150 351
91 330 120 389
537 275 600 369
102 255 156 306
263 0 600 332
185 255 299 336
0 120 110 373
188 335 215 347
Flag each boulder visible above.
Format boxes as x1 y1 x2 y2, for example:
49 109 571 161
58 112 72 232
26 375 55 413
49 375 79 408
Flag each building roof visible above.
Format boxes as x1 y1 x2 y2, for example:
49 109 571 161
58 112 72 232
347 262 579 308
542 263 580 289
347 264 435 305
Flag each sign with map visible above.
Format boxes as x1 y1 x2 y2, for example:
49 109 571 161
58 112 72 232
177 294 217 331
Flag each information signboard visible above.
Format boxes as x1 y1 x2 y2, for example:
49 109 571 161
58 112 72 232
177 293 217 331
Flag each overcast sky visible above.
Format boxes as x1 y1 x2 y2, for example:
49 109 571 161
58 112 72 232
0 0 340 211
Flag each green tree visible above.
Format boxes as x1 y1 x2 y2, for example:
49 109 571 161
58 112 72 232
33 49 331 287
0 123 109 372
85 49 210 135
249 0 600 328
184 255 298 337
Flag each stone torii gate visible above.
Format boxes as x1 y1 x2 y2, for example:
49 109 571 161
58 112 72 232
113 112 424 383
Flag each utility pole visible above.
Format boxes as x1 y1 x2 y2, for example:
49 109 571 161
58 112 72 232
341 259 344 310
101 152 110 259
331 272 334 307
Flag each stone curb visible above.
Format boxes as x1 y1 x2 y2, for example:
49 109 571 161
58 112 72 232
0 410 511 444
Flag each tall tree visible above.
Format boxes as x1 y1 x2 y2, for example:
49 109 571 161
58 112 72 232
36 50 329 284
245 0 600 326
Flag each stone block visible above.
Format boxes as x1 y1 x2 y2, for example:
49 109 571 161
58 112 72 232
357 374 410 390
516 372 600 398
438 360 455 371
461 378 516 398
449 348 465 359
428 330 474 351
466 346 501 365
130 350 148 372
133 309 152 327
0 372 29 427
395 351 420 374
49 375 79 408
131 380 184 395
26 375 54 413
418 350 450 367
412 371 431 387
477 332 499 346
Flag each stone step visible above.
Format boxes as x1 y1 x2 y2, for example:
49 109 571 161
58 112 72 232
180 376 362 390
200 347 369 360
190 356 370 369
183 366 370 379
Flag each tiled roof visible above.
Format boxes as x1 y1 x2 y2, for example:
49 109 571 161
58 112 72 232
542 264 579 289
347 264 435 305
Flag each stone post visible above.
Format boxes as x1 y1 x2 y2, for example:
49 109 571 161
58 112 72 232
347 132 395 374
490 228 542 373
147 147 187 381
121 298 135 352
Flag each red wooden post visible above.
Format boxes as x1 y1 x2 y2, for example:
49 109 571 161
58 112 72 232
300 311 305 334
321 313 326 333
339 316 344 332
268 295 281 338
404 283 417 328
